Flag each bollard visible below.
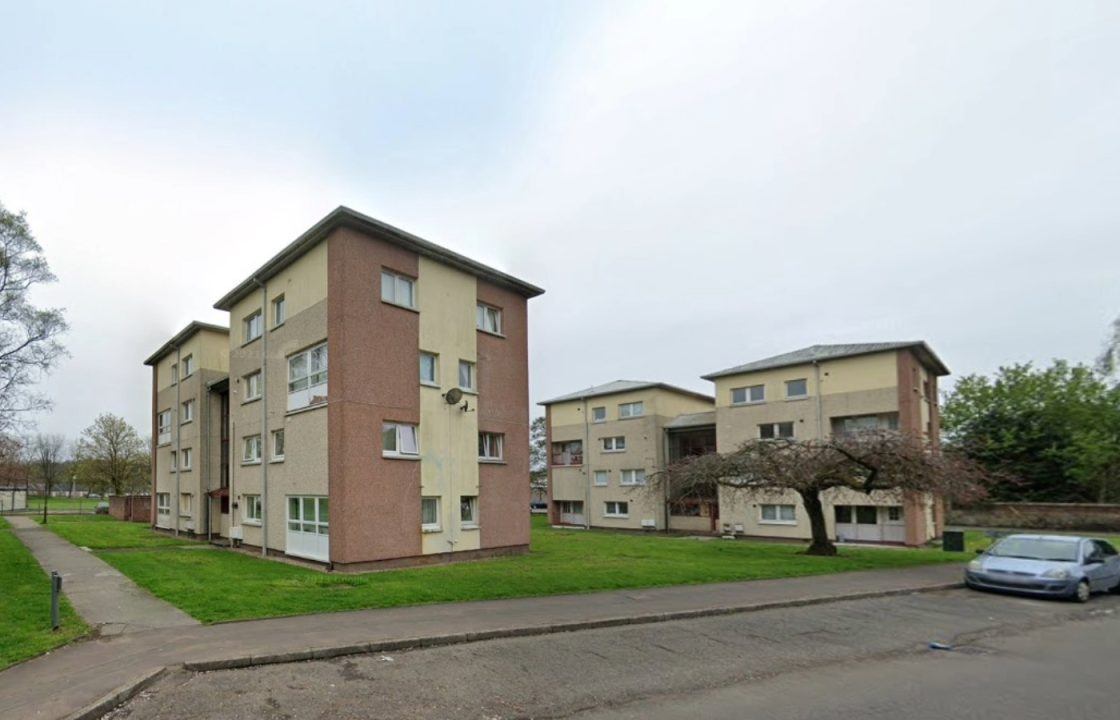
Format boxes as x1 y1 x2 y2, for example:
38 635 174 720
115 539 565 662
50 571 62 631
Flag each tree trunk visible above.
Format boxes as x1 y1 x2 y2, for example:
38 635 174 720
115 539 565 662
799 489 836 556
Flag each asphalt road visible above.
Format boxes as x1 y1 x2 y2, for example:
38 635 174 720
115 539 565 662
108 589 1119 720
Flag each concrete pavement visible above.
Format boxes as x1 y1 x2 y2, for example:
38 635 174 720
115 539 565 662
6 515 198 636
0 562 964 720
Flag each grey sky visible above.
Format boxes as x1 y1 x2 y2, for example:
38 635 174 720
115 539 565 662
1 1 1117 441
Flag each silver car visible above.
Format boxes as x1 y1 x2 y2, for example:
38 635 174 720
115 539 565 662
965 534 1120 603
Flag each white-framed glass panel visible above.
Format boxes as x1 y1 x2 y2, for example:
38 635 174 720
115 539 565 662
460 495 479 527
887 506 903 522
458 360 476 392
604 501 629 518
157 410 172 445
760 503 797 524
476 303 502 334
271 429 285 461
478 432 504 461
380 270 416 308
419 352 439 386
421 497 441 531
170 363 178 384
272 294 286 327
382 422 419 457
181 447 192 471
785 378 809 398
759 422 795 440
619 401 644 419
242 434 262 463
181 399 194 423
551 440 583 466
169 450 177 472
286 496 329 547
244 494 262 523
593 470 609 487
731 384 765 404
591 406 607 423
620 469 646 486
287 342 328 411
244 371 262 402
601 436 626 452
179 492 192 516
244 310 263 343
181 354 195 378
156 493 171 515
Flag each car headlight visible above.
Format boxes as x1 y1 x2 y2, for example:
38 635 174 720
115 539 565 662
968 559 984 572
1040 568 1070 580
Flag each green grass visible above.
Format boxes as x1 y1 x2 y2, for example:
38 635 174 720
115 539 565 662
0 518 89 670
68 515 969 624
22 496 99 512
36 514 198 549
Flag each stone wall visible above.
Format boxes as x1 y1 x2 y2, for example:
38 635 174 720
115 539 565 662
950 502 1120 532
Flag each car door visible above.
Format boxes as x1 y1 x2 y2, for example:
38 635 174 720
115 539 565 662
1093 540 1120 590
1083 541 1112 591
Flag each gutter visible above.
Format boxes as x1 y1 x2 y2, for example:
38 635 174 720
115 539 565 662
174 346 181 537
254 277 269 558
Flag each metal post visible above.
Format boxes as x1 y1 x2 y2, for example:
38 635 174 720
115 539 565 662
50 571 61 630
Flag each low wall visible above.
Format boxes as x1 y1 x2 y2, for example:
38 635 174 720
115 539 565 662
950 502 1120 532
110 495 151 522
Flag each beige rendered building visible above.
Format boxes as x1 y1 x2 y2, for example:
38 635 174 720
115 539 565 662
145 206 543 570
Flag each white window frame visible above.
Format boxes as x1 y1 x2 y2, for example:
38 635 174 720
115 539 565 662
287 496 329 536
760 503 797 525
618 401 644 419
243 494 262 524
476 302 502 335
169 450 177 472
460 495 479 529
242 434 262 464
156 493 171 516
180 447 192 471
759 422 795 440
620 468 646 486
181 399 194 423
271 429 285 462
244 371 262 402
593 470 609 487
243 310 263 344
179 492 192 517
181 354 195 379
478 432 504 461
601 436 626 453
731 384 765 405
604 501 629 518
421 496 441 532
382 422 420 458
419 351 439 387
272 294 286 327
287 342 328 411
170 363 178 385
458 360 477 392
785 378 809 399
157 410 172 445
381 269 416 309
591 406 607 423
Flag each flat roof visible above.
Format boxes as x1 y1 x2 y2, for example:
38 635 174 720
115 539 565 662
702 341 950 380
214 206 544 310
539 380 714 406
143 321 229 366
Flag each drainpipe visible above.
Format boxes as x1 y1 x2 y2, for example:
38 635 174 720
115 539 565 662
204 381 211 543
174 345 182 537
812 360 824 439
254 278 269 558
583 398 591 529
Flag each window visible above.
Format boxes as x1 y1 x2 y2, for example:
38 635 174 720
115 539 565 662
593 470 609 487
551 440 583 466
834 413 900 436
180 448 192 471
591 406 607 423
785 378 808 398
170 363 178 384
478 432 504 461
620 468 646 486
179 492 192 517
835 506 852 524
887 506 903 522
458 360 476 392
156 493 171 516
244 371 262 402
169 450 177 472
244 494 262 524
381 270 416 309
288 342 328 411
419 352 439 386
272 295 286 327
760 504 796 524
619 401 644 419
242 434 262 464
601 436 626 452
181 399 194 423
460 496 479 527
759 422 795 439
856 506 879 524
382 422 419 457
287 496 329 535
421 497 441 531
181 354 195 378
157 410 171 445
243 310 263 343
731 385 765 405
604 501 629 518
271 429 285 461
476 303 502 334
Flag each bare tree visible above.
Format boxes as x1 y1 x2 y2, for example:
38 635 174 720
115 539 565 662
31 433 66 524
0 203 69 433
653 431 991 556
0 433 26 489
73 414 147 496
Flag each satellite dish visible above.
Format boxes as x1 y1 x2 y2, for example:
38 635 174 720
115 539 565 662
444 388 463 405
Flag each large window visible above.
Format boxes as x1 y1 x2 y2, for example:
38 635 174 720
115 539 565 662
271 429 285 462
156 493 171 516
381 270 416 309
421 497 441 532
759 422 795 439
288 342 328 411
604 501 629 518
157 410 171 445
181 354 195 378
478 432 504 461
181 399 194 423
243 310 263 343
272 294 286 327
760 504 796 524
591 406 607 423
419 352 439 386
288 496 328 535
244 371 262 402
785 378 808 398
460 495 479 528
731 384 765 405
619 401 644 419
242 434 262 464
601 436 626 452
244 494 262 524
476 303 502 334
620 468 646 486
382 422 419 458
551 440 583 466
458 360 476 392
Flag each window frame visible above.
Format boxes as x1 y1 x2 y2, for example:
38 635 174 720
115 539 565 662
271 429 285 462
478 432 504 462
181 399 194 424
157 410 172 445
618 401 644 419
620 468 646 486
243 494 263 524
243 310 263 344
287 496 329 536
551 440 583 466
243 370 262 403
180 447 192 472
287 342 328 411
421 496 441 532
604 500 630 518
181 354 195 379
731 384 765 405
382 422 420 459
458 360 477 393
591 406 607 423
380 269 417 310
459 495 479 528
179 492 192 517
593 470 609 487
169 450 177 472
759 503 797 525
785 378 809 399
156 493 171 516
601 436 626 453
242 434 262 464
419 351 439 387
272 294 286 328
476 302 503 335
759 422 795 440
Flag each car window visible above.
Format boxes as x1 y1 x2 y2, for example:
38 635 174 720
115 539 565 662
1094 540 1118 557
989 537 1079 561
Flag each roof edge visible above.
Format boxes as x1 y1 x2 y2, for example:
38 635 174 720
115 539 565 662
701 341 950 380
539 382 714 407
144 321 229 366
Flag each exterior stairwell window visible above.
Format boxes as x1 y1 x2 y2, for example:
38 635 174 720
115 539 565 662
288 343 328 411
551 440 583 466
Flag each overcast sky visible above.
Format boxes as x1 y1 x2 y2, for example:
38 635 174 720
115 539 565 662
1 1 1117 441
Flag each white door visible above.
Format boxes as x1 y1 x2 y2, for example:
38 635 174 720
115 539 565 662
286 496 329 562
559 501 585 525
881 506 906 543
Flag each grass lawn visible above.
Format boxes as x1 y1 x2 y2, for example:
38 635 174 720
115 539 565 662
0 518 89 670
41 515 970 624
35 514 199 550
23 496 99 512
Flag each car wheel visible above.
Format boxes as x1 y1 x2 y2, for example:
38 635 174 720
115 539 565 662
1111 577 1120 595
1073 579 1091 603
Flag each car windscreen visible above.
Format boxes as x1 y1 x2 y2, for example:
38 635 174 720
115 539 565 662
989 537 1079 562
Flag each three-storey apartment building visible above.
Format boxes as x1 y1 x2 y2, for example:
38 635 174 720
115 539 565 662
145 207 543 570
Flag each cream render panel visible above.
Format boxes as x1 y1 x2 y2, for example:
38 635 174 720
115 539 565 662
712 353 899 410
